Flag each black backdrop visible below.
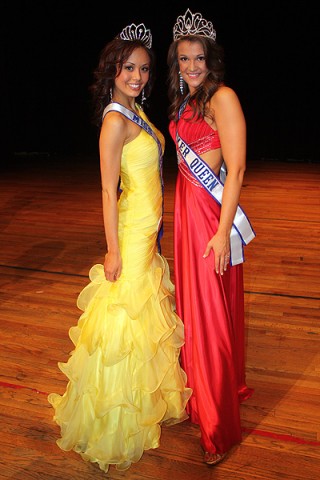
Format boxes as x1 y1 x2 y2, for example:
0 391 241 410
2 1 319 164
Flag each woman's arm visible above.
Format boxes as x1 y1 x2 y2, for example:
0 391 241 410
99 112 127 282
203 86 246 275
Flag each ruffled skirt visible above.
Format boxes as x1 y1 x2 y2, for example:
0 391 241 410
48 253 192 473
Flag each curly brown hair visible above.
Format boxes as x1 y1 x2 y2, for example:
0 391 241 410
167 35 225 123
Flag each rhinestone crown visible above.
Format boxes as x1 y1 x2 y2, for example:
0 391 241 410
119 23 152 49
173 8 216 41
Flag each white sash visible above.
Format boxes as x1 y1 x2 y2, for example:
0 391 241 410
103 102 164 251
176 102 255 265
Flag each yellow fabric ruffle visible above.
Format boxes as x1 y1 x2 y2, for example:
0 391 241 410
48 253 191 473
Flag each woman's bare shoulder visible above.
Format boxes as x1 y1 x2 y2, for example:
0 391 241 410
211 85 239 104
209 86 243 118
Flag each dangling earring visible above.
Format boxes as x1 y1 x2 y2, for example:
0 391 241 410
141 88 146 106
179 72 184 94
109 87 113 102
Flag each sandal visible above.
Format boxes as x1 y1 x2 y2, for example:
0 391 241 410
203 451 226 465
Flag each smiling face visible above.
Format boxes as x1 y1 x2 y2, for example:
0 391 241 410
113 46 150 103
177 39 208 94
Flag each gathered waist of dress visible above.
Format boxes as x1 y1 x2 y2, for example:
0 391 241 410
178 161 203 188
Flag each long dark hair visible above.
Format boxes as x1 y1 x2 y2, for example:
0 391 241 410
167 35 225 122
90 38 156 128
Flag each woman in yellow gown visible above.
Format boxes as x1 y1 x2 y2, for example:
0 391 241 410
48 23 191 473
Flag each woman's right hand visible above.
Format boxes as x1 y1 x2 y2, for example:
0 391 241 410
104 251 122 282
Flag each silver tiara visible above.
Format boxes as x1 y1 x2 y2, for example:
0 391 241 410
173 8 216 41
119 23 152 49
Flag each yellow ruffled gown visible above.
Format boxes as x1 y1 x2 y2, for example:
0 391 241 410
48 107 192 473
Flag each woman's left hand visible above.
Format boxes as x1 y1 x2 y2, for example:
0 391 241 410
203 232 230 275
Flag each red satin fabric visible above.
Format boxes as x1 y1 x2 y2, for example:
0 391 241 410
168 103 221 152
170 114 253 455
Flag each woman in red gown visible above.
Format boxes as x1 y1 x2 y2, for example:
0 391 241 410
167 9 255 465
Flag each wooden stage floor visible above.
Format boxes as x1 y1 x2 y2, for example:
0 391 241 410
1 154 319 479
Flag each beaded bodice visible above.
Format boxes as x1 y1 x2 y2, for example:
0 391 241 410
169 103 221 155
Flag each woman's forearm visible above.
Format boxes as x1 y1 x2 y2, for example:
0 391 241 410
102 190 119 253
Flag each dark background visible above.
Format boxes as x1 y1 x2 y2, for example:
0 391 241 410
2 0 318 166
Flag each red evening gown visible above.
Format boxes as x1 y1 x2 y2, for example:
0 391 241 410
169 104 253 455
